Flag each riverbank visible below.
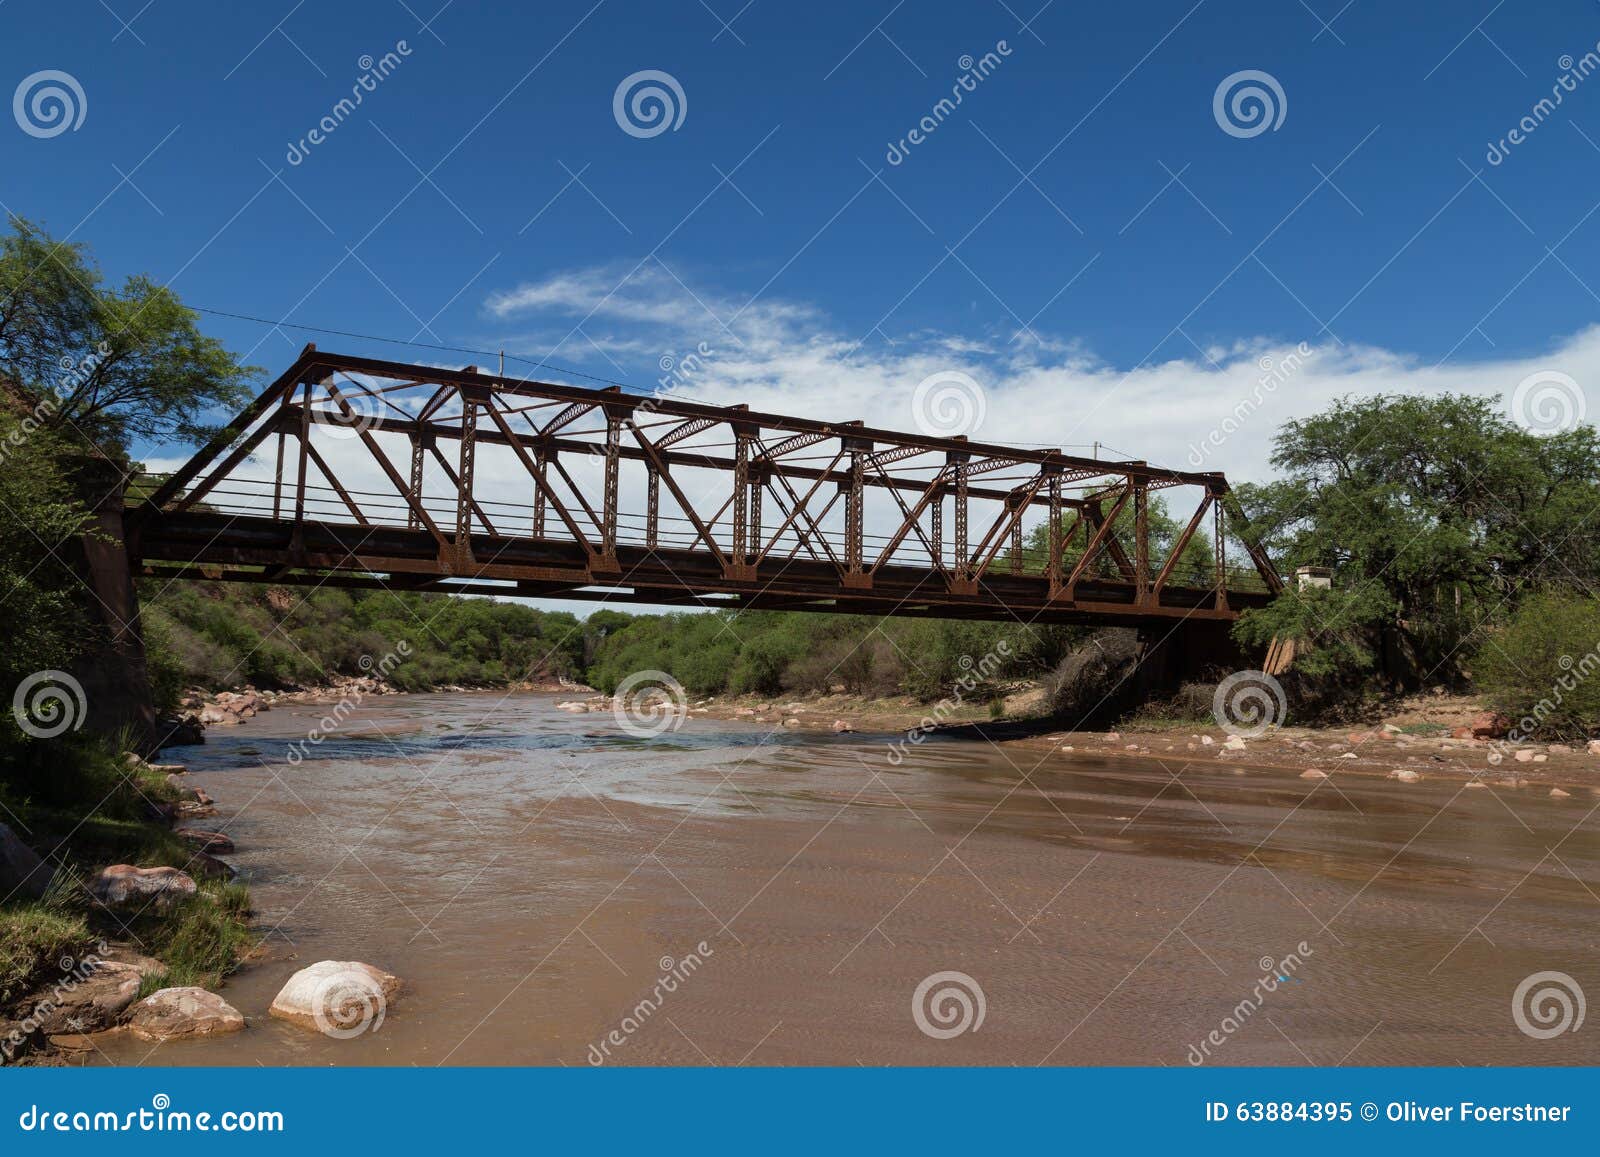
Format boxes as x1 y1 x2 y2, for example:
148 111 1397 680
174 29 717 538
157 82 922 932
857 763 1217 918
0 749 254 1065
572 685 1600 796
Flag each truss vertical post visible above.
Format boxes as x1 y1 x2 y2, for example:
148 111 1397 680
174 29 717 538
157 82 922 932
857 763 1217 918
748 475 762 563
454 398 478 571
603 413 621 561
841 434 871 588
732 431 749 564
293 379 314 526
408 431 427 532
943 448 974 594
272 430 286 521
930 487 943 569
1214 490 1229 612
1010 511 1024 575
955 470 968 578
1047 471 1062 595
646 465 659 549
1133 479 1149 605
533 449 551 539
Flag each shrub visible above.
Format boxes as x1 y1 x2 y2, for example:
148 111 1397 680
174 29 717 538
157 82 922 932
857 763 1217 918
1043 629 1142 727
1475 591 1600 739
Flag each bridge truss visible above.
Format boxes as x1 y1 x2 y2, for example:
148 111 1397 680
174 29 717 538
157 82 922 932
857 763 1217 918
130 347 1282 625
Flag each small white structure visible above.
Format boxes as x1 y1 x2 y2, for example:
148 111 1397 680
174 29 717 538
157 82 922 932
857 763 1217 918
1295 565 1333 590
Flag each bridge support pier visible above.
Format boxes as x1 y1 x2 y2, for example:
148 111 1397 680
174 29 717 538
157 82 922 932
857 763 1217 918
1134 618 1248 701
69 458 157 753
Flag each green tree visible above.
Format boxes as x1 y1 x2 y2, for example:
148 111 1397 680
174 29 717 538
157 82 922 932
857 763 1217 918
1232 393 1600 681
0 215 257 448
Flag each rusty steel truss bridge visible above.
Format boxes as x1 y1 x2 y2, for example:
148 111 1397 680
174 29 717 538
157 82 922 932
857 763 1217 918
127 347 1283 626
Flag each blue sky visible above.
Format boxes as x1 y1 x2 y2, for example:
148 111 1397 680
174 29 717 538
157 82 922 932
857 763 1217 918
5 0 1600 478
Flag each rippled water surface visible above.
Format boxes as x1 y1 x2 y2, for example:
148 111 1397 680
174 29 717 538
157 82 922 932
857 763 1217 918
88 692 1600 1067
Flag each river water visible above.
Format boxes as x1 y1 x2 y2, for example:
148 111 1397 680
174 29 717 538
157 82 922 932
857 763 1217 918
91 692 1600 1067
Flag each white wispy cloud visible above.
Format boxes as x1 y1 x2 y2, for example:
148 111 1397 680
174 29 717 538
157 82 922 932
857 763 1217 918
480 261 1598 483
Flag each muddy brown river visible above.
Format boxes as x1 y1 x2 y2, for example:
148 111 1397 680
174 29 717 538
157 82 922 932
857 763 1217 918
89 692 1600 1067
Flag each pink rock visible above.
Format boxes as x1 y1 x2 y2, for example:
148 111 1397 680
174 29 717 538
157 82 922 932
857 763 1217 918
1470 711 1511 739
88 865 197 909
127 987 244 1041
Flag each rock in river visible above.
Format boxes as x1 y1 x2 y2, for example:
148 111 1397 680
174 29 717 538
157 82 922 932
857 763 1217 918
88 864 197 908
269 960 402 1036
127 987 245 1041
175 828 235 854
